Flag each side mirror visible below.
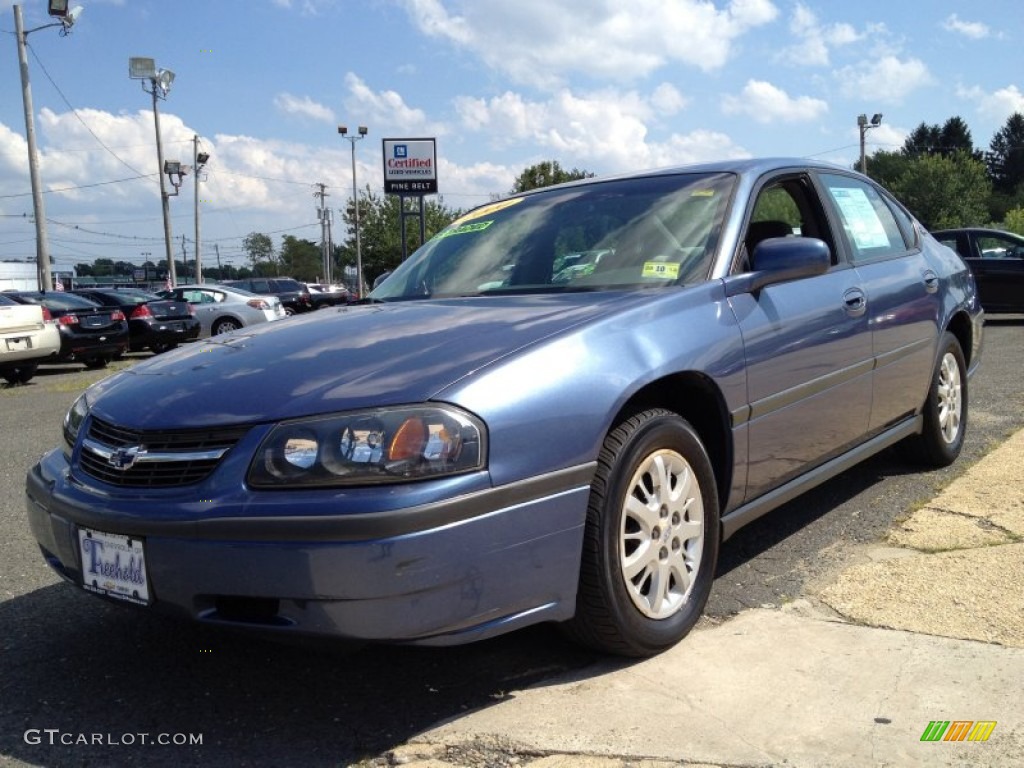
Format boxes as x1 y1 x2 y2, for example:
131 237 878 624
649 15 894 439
724 237 831 296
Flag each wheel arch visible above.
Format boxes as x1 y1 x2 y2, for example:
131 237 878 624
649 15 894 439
945 309 975 369
611 372 733 512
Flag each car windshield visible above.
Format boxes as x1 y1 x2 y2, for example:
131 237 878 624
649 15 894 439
371 172 734 300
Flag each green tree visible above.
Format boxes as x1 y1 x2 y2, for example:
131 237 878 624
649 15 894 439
986 112 1024 194
278 236 322 281
902 122 942 156
339 187 463 287
888 152 991 229
1001 206 1024 235
510 160 595 193
242 232 277 276
902 117 977 159
864 150 914 191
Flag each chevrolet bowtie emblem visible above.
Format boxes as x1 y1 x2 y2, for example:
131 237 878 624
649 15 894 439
108 446 145 470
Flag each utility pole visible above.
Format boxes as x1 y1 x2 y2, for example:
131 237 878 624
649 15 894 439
15 4 81 291
314 183 332 284
180 234 188 282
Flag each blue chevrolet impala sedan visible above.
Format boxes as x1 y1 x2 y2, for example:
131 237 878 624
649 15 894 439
26 159 983 657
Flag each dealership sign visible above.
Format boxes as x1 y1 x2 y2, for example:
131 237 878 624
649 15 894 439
382 138 438 195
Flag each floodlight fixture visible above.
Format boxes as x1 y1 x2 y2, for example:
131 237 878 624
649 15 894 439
871 113 883 126
196 151 210 166
129 57 157 80
48 0 69 17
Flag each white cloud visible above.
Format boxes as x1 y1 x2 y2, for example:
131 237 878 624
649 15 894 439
273 93 335 124
834 56 933 105
941 14 991 40
721 80 828 123
343 73 445 136
957 84 1024 123
453 85 708 171
780 2 862 67
399 0 778 87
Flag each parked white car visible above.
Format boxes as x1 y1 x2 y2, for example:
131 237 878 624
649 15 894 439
0 293 61 384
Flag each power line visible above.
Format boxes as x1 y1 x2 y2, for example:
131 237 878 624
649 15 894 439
26 41 150 179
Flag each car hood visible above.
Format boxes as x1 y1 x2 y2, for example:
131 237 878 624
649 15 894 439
88 294 646 428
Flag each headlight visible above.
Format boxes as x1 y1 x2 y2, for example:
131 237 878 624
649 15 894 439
63 394 90 450
248 405 487 488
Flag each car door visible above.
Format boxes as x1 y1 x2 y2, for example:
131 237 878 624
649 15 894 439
729 173 874 501
816 172 940 432
966 230 1024 312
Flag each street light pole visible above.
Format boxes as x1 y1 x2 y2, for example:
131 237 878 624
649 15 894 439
129 57 177 286
339 125 368 296
14 3 81 290
858 113 883 175
193 137 209 284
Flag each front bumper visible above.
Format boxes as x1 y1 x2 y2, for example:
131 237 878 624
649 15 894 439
25 449 593 645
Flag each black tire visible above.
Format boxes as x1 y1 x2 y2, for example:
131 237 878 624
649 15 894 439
212 318 241 335
903 332 968 467
2 363 38 385
83 356 109 370
564 409 720 657
149 342 177 355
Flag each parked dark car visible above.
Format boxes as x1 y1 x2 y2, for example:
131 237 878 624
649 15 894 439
70 287 200 354
930 227 1024 313
304 283 352 309
8 291 128 369
223 278 313 315
26 159 982 657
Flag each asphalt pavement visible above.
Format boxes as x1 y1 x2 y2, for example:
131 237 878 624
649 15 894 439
375 428 1024 768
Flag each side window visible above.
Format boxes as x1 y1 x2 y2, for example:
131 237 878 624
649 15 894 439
250 279 271 292
820 174 907 264
977 234 1024 259
737 175 835 272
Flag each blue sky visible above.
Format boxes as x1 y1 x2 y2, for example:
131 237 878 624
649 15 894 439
1 0 1022 274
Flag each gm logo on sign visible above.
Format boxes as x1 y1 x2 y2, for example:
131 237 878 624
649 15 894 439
920 720 997 742
393 144 407 159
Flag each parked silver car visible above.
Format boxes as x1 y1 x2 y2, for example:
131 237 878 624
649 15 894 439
157 284 286 337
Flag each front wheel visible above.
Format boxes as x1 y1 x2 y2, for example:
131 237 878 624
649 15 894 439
83 356 109 370
903 332 967 467
564 409 720 657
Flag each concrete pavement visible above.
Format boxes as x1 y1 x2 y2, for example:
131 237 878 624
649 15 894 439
373 428 1024 767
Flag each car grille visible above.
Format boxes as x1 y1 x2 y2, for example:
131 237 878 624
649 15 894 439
79 416 251 487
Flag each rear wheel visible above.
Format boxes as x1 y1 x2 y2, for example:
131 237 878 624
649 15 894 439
212 318 241 335
903 332 967 467
83 356 109 370
564 409 720 657
2 363 38 385
149 342 178 354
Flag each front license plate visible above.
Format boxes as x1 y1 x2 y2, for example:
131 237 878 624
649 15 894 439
77 527 150 605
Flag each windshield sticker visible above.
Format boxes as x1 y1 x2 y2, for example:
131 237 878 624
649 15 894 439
435 220 494 239
641 262 680 279
690 189 716 197
828 187 890 249
452 198 525 225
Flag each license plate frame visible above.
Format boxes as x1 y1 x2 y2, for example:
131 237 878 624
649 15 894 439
77 527 150 605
